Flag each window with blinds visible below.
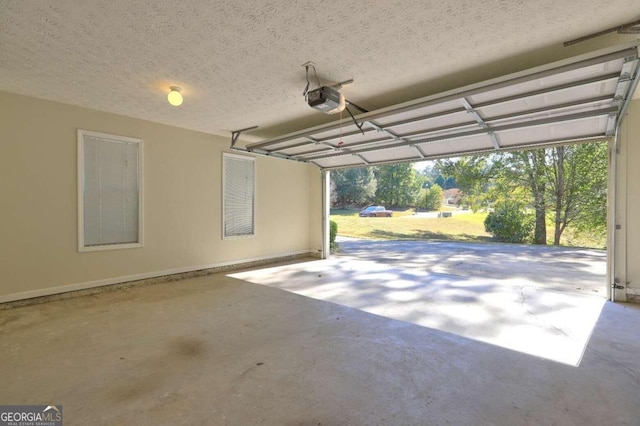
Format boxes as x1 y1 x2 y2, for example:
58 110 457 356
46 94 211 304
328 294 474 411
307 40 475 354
78 130 143 251
223 153 256 239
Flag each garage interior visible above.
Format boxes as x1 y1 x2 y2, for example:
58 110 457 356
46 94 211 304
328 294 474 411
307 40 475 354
2 2 640 424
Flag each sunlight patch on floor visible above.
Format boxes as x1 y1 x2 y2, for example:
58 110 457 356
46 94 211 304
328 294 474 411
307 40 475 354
229 258 605 366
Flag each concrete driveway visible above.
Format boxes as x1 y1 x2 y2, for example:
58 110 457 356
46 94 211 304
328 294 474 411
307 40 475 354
335 237 607 296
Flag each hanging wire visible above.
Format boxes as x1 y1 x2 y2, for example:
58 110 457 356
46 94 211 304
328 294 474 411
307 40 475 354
345 106 365 135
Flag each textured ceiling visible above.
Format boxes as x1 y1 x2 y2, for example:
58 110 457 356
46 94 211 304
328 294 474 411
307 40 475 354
1 1 639 144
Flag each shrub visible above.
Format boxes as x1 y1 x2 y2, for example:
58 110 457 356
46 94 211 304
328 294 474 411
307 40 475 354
329 220 338 252
423 184 443 211
330 220 338 243
484 202 534 243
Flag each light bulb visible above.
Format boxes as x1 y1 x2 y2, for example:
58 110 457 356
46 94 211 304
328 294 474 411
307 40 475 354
167 86 183 106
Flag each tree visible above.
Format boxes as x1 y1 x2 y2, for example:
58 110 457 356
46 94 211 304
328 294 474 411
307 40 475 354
329 175 338 205
498 150 548 245
496 142 608 245
571 143 608 239
374 164 423 207
419 162 439 187
444 176 457 190
548 146 569 245
437 141 608 246
436 156 495 211
423 184 444 211
331 168 377 208
544 142 608 244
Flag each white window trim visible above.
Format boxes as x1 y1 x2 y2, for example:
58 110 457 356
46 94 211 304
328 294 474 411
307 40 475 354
77 129 144 252
222 152 256 240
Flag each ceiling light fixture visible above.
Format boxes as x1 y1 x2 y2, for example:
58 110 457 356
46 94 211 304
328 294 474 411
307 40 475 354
167 86 183 106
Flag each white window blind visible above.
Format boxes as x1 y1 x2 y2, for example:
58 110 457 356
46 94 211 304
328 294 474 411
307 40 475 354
223 153 255 238
78 130 143 251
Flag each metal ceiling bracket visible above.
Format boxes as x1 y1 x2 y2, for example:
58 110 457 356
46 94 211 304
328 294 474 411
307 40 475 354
366 121 410 144
619 26 640 35
461 97 500 149
300 136 337 153
411 145 426 158
230 126 259 149
305 136 336 150
488 132 501 150
356 154 370 165
563 19 640 46
363 121 428 160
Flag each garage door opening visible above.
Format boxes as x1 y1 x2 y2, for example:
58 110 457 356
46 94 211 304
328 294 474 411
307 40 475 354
328 138 610 298
321 141 609 365
230 45 638 365
236 43 638 296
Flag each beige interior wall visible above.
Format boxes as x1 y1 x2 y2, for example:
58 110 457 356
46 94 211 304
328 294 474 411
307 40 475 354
0 91 321 301
615 99 640 302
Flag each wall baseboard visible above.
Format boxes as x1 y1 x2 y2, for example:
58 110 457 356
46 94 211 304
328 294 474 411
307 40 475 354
0 250 319 308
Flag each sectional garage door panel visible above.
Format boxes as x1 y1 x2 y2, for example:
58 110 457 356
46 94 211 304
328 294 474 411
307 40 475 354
497 116 610 147
373 99 464 127
416 134 497 157
312 155 369 169
465 60 624 106
476 83 618 121
386 115 476 138
360 146 425 164
485 100 615 128
245 46 639 169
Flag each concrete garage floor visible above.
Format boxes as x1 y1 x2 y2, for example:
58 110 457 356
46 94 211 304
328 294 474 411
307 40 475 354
2 250 640 424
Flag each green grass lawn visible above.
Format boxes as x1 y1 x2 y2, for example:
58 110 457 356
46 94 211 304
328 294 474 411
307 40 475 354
330 208 493 242
330 208 606 248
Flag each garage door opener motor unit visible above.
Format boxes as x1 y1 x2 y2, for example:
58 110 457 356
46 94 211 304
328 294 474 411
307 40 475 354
307 86 346 114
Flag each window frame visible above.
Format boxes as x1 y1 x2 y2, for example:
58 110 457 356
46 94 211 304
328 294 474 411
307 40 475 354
222 152 256 240
77 129 144 252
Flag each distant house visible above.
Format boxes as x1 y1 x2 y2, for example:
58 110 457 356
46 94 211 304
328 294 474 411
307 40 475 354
443 189 462 205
